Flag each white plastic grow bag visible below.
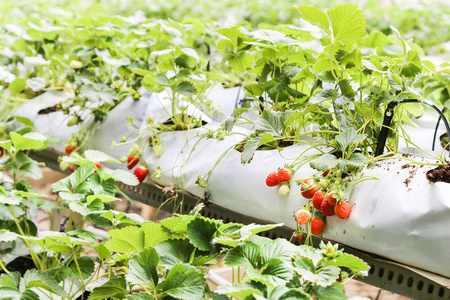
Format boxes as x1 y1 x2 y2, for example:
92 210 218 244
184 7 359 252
11 88 152 160
141 121 450 278
89 87 152 164
10 90 78 153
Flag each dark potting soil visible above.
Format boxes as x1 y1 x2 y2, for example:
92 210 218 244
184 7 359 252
426 163 450 184
1 255 36 276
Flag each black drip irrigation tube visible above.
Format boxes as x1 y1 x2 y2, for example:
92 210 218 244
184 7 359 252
432 107 447 151
374 99 450 159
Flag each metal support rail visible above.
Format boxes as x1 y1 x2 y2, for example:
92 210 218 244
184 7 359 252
29 149 450 300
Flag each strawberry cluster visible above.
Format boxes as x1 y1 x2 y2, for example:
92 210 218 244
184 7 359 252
125 144 148 184
265 167 292 196
292 170 352 241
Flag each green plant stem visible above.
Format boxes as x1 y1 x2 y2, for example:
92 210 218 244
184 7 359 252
71 249 87 287
0 259 9 274
9 204 43 271
37 287 54 300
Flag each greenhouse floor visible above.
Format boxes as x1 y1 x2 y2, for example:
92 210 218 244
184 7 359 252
31 167 409 300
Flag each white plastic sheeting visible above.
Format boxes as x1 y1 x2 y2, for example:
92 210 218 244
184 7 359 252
11 90 78 153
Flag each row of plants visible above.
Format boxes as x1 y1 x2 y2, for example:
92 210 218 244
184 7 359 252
0 123 370 299
2 0 450 54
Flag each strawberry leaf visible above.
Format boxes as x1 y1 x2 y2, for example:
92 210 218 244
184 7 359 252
310 154 339 171
186 216 218 251
89 278 128 300
224 242 261 273
241 136 261 164
327 4 366 46
261 258 294 284
161 263 206 299
106 227 146 253
335 128 366 152
84 150 119 163
324 252 370 271
14 151 42 180
248 29 303 46
269 286 310 300
142 222 172 248
217 26 246 48
10 132 47 151
298 5 331 37
80 83 118 105
313 285 347 300
155 239 195 267
0 230 18 243
24 269 68 297
125 248 160 289
310 89 339 104
216 282 263 298
294 264 340 287
65 256 96 280
127 293 157 300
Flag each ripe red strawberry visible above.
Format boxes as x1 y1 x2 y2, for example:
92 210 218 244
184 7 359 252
322 170 331 177
69 167 76 174
327 191 337 206
65 142 77 155
301 179 319 199
321 198 335 216
277 168 291 182
134 166 148 184
92 162 101 173
127 156 139 170
266 171 280 187
335 201 352 219
312 190 325 210
294 209 311 225
294 232 305 242
311 218 325 235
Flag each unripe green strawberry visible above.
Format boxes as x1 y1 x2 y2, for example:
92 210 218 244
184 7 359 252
119 135 127 143
67 116 79 127
325 245 337 257
335 201 352 219
69 60 83 69
153 144 163 157
294 209 311 225
129 144 140 157
278 184 290 196
133 93 141 101
319 178 328 189
59 160 69 171
311 218 325 235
